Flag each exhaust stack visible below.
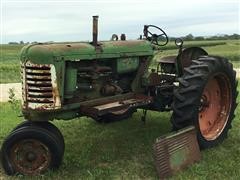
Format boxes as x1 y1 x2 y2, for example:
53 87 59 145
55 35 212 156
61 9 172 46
92 15 99 47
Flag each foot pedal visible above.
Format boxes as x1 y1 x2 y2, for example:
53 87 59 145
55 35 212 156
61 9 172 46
153 126 201 178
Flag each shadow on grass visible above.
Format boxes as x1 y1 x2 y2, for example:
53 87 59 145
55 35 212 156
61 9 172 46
52 111 171 179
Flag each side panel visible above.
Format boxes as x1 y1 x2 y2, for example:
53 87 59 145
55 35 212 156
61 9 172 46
64 65 77 98
117 57 139 74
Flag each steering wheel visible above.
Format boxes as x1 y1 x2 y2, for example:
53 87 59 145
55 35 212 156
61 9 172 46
143 25 168 46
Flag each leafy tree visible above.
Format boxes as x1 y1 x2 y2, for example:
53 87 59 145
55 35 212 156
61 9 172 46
184 34 194 41
195 36 205 41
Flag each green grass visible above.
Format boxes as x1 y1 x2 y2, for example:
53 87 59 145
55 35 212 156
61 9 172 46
153 40 240 68
0 83 239 179
0 64 20 83
0 45 23 83
1 45 24 63
160 40 227 50
205 40 240 67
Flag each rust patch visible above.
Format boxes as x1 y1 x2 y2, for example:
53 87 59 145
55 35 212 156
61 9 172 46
24 62 50 69
22 61 61 110
10 139 51 175
50 65 61 109
148 72 162 86
110 40 145 47
199 73 232 140
92 15 99 47
80 93 153 118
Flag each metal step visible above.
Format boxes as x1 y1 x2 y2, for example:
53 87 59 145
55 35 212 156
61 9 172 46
80 94 153 118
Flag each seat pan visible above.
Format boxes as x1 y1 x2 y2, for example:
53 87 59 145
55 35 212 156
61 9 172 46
158 56 176 63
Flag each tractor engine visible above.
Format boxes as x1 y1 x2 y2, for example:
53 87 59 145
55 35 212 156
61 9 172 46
20 16 156 121
64 57 140 101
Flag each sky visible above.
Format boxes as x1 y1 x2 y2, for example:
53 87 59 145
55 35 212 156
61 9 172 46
1 0 239 43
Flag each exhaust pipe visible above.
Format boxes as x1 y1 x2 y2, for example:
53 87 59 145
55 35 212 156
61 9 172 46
92 15 98 47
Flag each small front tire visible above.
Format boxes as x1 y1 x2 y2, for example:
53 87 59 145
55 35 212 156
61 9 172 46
1 126 63 175
12 121 65 155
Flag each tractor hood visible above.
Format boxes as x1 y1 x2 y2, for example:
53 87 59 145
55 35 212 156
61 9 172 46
20 40 154 64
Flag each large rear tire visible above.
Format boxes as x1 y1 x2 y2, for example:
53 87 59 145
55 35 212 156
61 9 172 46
171 56 238 149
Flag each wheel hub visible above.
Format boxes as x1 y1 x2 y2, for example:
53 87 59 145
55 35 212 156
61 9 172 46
10 139 51 175
26 152 37 162
199 95 209 111
198 74 232 140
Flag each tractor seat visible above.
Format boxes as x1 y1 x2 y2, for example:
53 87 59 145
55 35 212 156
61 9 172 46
158 56 177 64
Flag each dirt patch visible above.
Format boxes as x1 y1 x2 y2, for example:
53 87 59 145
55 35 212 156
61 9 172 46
0 83 21 102
235 68 240 78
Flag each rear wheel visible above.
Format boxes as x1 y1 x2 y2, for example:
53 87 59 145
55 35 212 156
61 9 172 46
1 126 63 175
171 56 238 149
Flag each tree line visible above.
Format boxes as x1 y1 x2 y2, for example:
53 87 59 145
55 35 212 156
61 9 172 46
8 33 240 44
169 33 240 41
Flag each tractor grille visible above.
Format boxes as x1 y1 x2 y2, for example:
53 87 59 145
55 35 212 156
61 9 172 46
21 61 61 110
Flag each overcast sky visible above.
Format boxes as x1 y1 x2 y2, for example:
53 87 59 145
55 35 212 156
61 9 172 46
1 0 239 43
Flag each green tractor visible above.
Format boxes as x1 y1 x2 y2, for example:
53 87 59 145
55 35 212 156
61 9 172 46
1 16 238 175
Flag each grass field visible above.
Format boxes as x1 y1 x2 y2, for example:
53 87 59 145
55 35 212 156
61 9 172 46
0 84 239 179
0 44 24 83
0 40 239 83
153 40 240 68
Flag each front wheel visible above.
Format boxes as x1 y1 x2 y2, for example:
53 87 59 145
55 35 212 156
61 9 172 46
1 126 63 175
171 56 238 149
12 121 65 156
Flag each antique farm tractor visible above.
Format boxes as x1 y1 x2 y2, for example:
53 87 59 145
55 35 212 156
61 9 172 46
1 16 238 175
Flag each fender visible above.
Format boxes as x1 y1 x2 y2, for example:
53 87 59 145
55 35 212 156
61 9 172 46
178 47 208 68
177 47 208 75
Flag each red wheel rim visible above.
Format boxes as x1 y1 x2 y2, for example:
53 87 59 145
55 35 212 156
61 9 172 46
199 73 232 140
10 139 51 175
